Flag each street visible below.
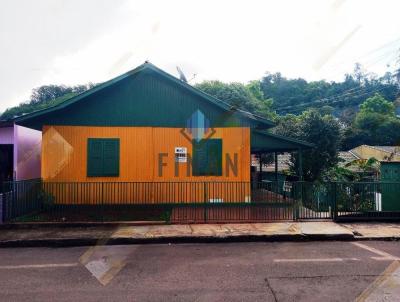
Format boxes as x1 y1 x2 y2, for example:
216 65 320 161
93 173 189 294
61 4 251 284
0 241 399 301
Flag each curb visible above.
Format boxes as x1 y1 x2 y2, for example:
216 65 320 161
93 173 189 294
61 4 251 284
0 221 166 230
0 233 357 248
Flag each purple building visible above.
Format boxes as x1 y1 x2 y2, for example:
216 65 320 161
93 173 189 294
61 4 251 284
0 121 41 181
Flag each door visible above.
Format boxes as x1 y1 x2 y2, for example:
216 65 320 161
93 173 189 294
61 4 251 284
0 144 13 182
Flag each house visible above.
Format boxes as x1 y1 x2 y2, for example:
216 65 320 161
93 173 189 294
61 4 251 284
0 120 41 181
251 153 292 172
347 145 400 162
15 62 312 204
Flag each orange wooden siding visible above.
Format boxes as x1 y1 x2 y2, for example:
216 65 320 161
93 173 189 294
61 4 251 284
41 126 250 204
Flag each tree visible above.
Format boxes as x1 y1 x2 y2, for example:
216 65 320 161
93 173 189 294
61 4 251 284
1 83 95 120
274 110 342 181
344 93 400 147
194 80 277 120
195 80 260 112
357 93 395 115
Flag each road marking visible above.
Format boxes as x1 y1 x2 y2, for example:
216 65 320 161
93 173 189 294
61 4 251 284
80 244 137 286
356 261 400 302
0 263 78 269
274 258 360 263
351 242 400 261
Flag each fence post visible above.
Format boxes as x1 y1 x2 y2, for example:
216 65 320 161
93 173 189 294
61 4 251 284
0 182 4 224
296 181 302 221
293 181 300 221
101 182 104 222
332 182 337 221
203 182 207 223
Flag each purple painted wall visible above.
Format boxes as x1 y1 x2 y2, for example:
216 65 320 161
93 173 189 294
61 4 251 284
14 125 41 180
0 127 14 144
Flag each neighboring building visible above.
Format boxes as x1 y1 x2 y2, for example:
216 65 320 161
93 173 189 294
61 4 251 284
15 62 312 203
339 145 400 168
338 145 400 180
251 153 291 173
0 121 41 181
348 145 400 162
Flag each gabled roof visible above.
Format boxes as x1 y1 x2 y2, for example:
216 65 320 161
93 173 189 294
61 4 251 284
368 146 400 155
16 62 274 130
338 151 360 163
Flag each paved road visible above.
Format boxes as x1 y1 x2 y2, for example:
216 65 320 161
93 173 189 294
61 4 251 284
0 241 399 301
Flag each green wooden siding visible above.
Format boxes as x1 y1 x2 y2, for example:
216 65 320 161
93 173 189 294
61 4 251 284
17 64 272 130
381 162 400 211
192 139 222 176
87 138 120 177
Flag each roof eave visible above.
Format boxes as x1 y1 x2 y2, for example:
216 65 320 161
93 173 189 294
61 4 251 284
15 62 275 129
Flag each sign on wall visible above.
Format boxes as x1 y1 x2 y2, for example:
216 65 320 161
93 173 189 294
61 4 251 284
175 147 187 163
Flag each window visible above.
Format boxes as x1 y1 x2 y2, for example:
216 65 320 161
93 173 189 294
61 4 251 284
192 139 222 176
87 138 120 177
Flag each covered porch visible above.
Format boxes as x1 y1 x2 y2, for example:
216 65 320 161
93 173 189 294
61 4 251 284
250 130 314 202
251 130 314 181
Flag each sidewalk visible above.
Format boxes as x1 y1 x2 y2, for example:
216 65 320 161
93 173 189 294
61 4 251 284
0 222 399 247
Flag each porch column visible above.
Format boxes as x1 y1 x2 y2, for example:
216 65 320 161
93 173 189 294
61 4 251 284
258 153 263 182
274 152 278 181
298 148 303 181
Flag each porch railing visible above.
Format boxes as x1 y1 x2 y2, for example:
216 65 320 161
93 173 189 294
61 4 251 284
1 180 399 223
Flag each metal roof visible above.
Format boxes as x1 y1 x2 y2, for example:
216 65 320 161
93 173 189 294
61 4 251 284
15 62 275 130
251 130 314 153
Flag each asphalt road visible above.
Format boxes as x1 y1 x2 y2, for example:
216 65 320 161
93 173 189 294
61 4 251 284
0 241 399 302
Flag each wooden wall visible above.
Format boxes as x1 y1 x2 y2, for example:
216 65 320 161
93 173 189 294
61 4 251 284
41 126 251 204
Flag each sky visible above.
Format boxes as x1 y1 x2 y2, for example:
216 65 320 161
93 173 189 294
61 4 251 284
1 0 400 113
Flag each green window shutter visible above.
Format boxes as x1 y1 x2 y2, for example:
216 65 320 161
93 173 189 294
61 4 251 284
192 139 222 176
87 139 103 177
192 140 208 176
207 139 222 176
87 138 120 177
103 139 120 176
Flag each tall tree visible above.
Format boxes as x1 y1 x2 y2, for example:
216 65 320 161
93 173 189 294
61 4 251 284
343 93 400 148
274 110 342 181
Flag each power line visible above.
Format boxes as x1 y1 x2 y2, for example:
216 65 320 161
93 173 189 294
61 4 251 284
276 84 396 114
321 37 400 77
275 72 399 110
268 52 399 106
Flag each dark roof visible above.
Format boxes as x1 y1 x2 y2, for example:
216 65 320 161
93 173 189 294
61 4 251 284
16 62 274 130
251 130 314 153
0 120 14 128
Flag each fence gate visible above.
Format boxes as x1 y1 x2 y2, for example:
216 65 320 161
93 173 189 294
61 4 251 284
295 182 334 220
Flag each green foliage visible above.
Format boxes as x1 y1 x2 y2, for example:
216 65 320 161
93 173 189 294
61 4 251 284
195 80 260 112
0 83 95 120
260 64 399 121
274 110 342 181
358 93 395 115
194 80 277 120
323 166 357 182
345 157 380 175
342 93 400 148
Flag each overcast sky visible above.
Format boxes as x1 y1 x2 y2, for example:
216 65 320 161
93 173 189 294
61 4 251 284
1 0 400 112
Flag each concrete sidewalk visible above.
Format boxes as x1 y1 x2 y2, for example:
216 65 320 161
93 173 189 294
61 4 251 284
0 222 399 247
